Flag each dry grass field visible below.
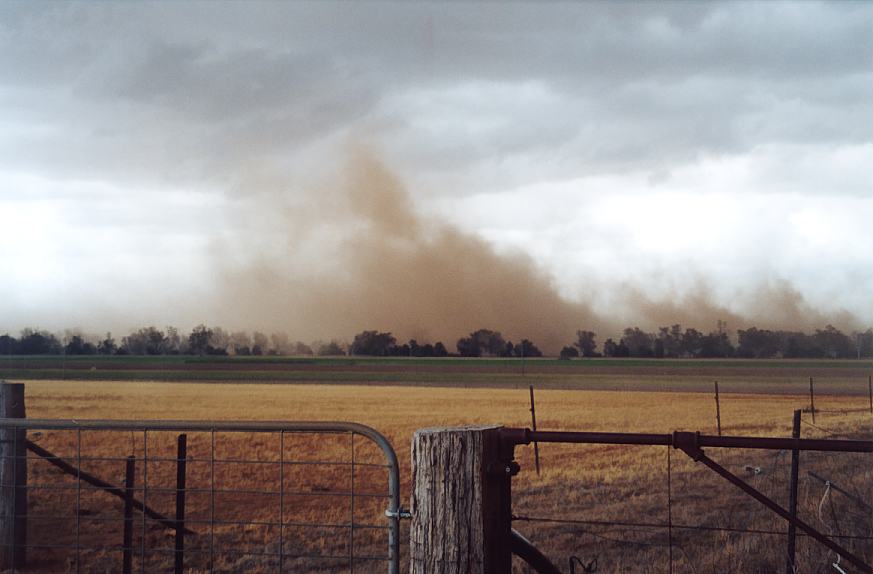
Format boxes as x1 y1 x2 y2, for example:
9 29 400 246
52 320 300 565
12 378 872 573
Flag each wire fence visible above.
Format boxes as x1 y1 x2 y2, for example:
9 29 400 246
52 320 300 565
0 419 402 573
508 417 873 573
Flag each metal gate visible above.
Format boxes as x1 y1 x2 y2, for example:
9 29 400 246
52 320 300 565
502 428 873 573
0 418 402 573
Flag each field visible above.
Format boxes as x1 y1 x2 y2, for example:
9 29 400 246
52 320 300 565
5 358 873 572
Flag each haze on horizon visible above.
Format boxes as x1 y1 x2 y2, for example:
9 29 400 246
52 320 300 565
1 2 872 348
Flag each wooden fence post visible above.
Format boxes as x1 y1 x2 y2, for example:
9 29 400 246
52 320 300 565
410 426 513 573
714 381 722 436
529 386 541 475
809 377 816 423
0 382 26 569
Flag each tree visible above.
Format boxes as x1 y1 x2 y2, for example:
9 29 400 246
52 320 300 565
97 333 117 355
18 329 61 354
812 325 852 359
293 341 313 355
622 327 654 357
121 327 167 355
164 327 182 354
65 335 96 355
574 330 598 357
680 328 703 358
433 341 449 357
252 332 269 356
318 340 345 356
514 339 542 358
456 329 506 357
230 331 252 356
188 325 213 356
559 346 579 360
269 332 291 355
0 334 17 355
657 325 683 358
350 331 396 356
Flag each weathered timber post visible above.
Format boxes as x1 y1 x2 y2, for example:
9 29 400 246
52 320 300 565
410 426 514 574
0 382 26 569
714 381 722 436
809 377 816 423
529 386 541 475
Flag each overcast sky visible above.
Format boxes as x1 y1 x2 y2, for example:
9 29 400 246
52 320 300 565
2 2 872 340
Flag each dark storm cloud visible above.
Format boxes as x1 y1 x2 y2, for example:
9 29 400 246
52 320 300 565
2 2 872 338
3 2 871 190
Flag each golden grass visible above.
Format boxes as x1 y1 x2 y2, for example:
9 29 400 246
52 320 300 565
17 381 873 573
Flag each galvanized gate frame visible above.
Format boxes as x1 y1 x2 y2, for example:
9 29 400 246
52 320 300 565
500 428 873 574
0 418 403 574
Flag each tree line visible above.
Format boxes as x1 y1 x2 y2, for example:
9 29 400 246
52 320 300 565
1 323 872 359
0 326 345 357
559 324 873 360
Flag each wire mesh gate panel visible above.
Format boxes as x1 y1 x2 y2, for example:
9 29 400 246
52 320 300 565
0 419 402 573
504 427 873 573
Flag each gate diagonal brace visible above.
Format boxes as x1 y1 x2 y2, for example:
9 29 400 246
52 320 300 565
671 431 872 574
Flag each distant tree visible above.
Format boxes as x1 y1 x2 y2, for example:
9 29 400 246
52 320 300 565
18 329 61 354
514 339 542 358
574 330 598 357
853 329 873 359
657 325 683 358
737 327 781 358
188 325 213 356
812 325 853 359
622 327 654 357
122 327 167 355
602 338 618 357
351 331 396 356
318 340 345 356
680 328 703 358
456 329 506 357
269 332 291 356
293 341 313 356
614 339 630 357
433 341 449 357
699 331 734 358
164 327 182 354
97 333 117 355
230 331 252 356
559 346 579 360
65 335 96 355
0 334 17 355
251 332 269 356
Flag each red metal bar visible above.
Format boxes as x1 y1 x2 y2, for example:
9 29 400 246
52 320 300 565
507 429 873 453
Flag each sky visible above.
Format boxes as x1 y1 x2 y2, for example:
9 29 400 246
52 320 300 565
1 2 872 348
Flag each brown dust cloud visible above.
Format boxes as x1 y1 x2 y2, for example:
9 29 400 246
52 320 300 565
207 150 858 354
